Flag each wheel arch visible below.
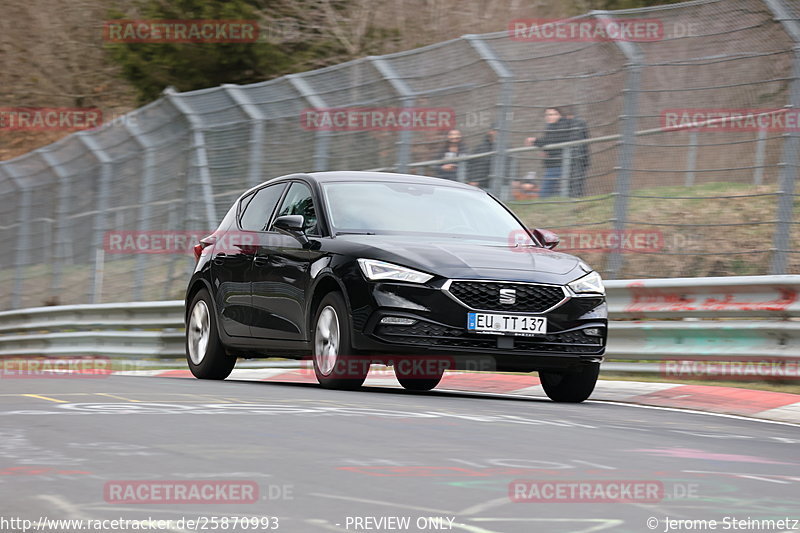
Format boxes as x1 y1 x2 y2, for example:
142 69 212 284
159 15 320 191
307 274 351 338
185 277 221 335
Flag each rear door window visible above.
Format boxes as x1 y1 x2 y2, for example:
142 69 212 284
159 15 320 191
239 184 286 231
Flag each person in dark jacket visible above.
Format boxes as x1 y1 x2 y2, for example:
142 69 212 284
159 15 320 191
467 127 495 188
436 129 467 181
467 125 511 189
525 107 572 198
564 106 590 197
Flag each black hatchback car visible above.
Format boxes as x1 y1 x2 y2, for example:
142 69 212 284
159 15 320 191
185 171 607 402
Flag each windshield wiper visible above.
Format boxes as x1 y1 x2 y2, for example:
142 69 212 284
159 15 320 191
335 231 376 236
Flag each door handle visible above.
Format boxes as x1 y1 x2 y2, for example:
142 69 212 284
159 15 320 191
213 252 227 266
253 256 270 266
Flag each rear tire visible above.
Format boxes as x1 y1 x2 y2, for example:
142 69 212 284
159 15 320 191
539 363 600 403
312 292 368 389
186 289 236 380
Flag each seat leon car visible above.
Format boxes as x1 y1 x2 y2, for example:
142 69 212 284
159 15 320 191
184 171 607 402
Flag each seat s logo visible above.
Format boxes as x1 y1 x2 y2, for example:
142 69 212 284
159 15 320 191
499 288 516 305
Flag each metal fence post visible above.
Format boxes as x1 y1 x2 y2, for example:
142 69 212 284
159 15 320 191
370 57 416 173
77 133 113 304
287 74 330 172
162 205 181 299
5 167 29 309
465 35 514 199
13 188 32 309
40 151 73 297
456 162 467 182
770 61 800 274
124 119 156 301
685 131 697 187
0 166 14 306
164 88 218 230
560 147 572 197
224 84 267 186
765 0 800 274
753 128 767 186
594 11 644 279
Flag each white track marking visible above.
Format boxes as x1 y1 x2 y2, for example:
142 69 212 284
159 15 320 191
126 371 800 426
39 496 191 533
737 475 791 484
309 492 452 514
304 518 349 531
468 518 624 533
457 497 511 516
682 470 796 483
37 495 92 519
445 388 800 428
451 523 502 533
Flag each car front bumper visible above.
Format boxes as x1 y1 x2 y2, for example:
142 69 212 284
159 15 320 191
348 278 607 372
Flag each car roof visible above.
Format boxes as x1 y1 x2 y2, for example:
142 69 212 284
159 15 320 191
307 171 476 189
252 171 477 190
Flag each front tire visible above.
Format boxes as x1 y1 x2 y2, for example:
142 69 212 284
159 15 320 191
395 358 446 391
539 363 600 403
186 289 236 380
312 292 369 389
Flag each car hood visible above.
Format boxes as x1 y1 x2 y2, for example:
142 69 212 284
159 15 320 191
333 235 587 284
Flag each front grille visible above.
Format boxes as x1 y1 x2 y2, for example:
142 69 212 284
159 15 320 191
376 322 604 354
376 332 602 353
381 321 464 338
446 281 566 313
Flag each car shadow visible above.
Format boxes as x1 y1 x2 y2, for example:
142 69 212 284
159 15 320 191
223 377 557 404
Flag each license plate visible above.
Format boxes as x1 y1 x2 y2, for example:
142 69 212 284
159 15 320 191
467 313 547 336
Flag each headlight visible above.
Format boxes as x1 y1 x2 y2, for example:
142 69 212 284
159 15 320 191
357 259 433 284
568 271 605 294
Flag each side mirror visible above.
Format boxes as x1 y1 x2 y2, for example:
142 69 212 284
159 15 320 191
274 214 304 232
533 228 560 249
273 215 309 246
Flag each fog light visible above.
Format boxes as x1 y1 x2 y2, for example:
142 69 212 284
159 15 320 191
380 317 417 326
584 328 602 337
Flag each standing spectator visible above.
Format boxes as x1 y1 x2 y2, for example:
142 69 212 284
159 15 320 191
525 107 572 198
467 125 495 188
564 106 591 197
467 124 513 189
437 129 467 181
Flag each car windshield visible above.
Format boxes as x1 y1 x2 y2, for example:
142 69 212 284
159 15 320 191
322 181 527 242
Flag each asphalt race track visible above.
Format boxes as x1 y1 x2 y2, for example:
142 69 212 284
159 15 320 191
2 375 799 533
